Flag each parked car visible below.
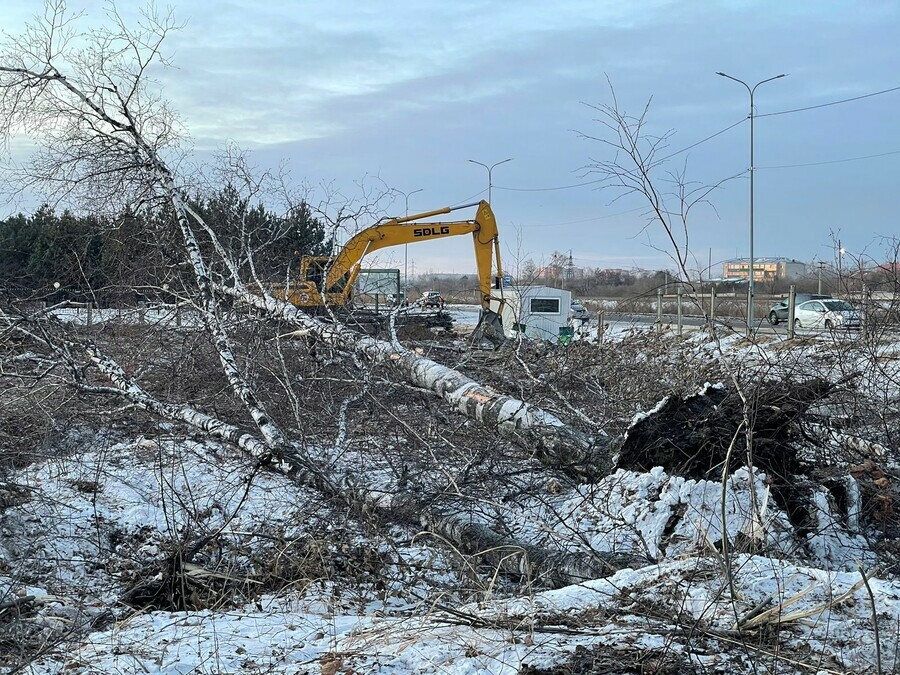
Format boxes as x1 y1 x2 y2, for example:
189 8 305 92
422 291 444 308
768 294 832 325
793 299 861 330
569 300 589 323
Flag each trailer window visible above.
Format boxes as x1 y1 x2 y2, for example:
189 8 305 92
530 298 560 314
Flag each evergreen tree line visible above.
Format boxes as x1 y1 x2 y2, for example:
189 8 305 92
0 186 330 303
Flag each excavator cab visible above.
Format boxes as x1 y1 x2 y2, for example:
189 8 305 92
303 257 327 290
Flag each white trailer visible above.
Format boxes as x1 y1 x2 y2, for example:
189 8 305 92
490 285 572 343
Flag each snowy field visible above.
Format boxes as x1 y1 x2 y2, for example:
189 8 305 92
3 314 900 673
6 442 896 674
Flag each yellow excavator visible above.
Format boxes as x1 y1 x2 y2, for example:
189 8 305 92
280 200 506 342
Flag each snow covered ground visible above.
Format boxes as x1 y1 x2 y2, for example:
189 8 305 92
5 439 896 674
4 320 900 673
4 431 897 673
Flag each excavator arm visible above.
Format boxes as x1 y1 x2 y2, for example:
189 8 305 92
290 200 506 345
323 200 503 312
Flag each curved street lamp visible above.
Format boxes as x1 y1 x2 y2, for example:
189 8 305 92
395 187 423 297
467 157 513 204
717 71 787 335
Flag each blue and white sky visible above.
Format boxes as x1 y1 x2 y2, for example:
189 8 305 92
3 0 899 276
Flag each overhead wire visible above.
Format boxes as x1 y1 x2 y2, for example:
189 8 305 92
750 84 900 169
758 84 900 117
519 206 646 228
757 148 900 169
490 119 748 195
453 84 900 205
495 178 605 192
449 188 487 207
657 118 747 161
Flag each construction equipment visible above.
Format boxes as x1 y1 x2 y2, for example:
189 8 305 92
280 200 506 343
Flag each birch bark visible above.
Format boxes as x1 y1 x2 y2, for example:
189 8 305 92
220 285 613 480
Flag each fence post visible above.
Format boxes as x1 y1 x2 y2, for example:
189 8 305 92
86 302 92 327
598 310 604 346
657 289 663 334
676 286 683 337
862 283 869 337
710 285 716 331
787 285 796 339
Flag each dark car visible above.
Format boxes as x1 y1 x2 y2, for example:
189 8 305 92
422 291 444 308
569 300 589 323
768 294 832 325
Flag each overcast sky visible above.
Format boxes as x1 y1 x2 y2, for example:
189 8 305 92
3 0 899 276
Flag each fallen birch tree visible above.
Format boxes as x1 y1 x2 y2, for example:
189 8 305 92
1 309 647 589
0 0 633 607
0 1 610 482
220 284 612 479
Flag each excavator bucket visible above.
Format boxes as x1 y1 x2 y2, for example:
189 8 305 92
471 309 506 349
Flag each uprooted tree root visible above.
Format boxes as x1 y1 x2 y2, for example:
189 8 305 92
614 378 854 544
616 378 840 481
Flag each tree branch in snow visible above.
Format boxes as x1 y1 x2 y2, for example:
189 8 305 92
77 334 644 587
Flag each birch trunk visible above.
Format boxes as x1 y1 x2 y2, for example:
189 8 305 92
82 342 645 587
220 285 613 480
1 53 287 453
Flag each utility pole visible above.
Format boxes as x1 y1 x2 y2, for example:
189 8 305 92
565 250 574 290
467 158 513 204
717 70 787 336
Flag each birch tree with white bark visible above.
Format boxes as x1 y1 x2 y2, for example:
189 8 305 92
0 1 637 610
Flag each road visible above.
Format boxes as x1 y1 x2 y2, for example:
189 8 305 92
596 311 873 338
447 304 868 339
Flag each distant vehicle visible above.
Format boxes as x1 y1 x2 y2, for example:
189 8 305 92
768 294 832 325
569 300 589 323
422 291 444 308
793 299 861 330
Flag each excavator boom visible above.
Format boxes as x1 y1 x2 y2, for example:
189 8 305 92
287 200 506 345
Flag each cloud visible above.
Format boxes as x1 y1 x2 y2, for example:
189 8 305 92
1 0 899 268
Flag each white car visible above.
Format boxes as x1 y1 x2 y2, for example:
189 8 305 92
793 299 861 330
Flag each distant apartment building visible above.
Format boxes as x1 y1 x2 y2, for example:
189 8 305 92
722 257 806 282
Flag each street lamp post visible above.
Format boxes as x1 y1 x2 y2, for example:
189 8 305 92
838 240 847 296
467 157 513 204
717 71 787 336
817 261 826 295
396 188 423 300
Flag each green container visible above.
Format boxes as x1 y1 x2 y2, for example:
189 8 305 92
558 326 574 345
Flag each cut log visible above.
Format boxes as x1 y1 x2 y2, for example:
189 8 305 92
219 285 613 480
